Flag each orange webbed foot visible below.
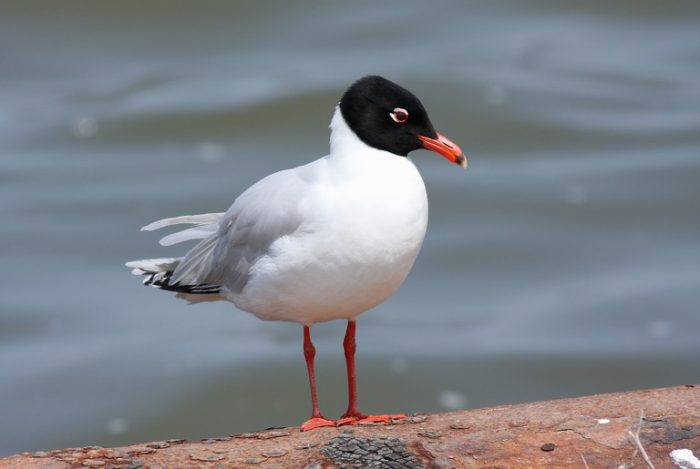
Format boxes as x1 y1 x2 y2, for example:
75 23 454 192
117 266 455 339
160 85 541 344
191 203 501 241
336 413 406 426
300 416 335 431
359 413 407 423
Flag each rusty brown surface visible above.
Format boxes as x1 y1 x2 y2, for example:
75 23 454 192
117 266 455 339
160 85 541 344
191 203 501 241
2 385 699 468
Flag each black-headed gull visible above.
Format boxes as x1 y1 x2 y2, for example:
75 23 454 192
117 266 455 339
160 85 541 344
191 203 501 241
127 75 466 431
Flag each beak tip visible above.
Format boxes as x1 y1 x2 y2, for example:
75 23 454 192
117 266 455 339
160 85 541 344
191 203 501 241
458 154 468 169
417 133 467 169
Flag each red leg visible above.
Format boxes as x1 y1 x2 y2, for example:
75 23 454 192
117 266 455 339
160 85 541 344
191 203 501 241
300 326 334 431
337 320 406 427
340 320 365 420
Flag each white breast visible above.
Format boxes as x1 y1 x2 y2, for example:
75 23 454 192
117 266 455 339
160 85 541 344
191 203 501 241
229 109 429 325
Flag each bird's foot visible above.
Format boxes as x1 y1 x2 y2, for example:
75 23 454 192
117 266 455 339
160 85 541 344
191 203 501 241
361 413 407 423
336 413 406 426
300 416 335 432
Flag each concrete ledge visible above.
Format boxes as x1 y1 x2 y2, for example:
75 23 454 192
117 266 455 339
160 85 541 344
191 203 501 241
2 385 699 468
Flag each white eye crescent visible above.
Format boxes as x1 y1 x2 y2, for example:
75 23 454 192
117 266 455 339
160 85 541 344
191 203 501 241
390 108 409 124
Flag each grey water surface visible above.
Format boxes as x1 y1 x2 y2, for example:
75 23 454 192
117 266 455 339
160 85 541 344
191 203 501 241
1 0 699 455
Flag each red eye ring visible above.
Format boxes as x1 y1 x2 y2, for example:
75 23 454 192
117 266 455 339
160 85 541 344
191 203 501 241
390 107 409 124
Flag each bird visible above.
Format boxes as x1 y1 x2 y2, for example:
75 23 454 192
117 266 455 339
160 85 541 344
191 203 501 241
126 75 466 431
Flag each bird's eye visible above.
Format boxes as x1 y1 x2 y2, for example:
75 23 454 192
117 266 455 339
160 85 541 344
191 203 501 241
390 108 409 124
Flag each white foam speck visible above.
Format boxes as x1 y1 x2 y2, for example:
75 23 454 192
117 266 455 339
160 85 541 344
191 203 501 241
389 357 409 374
670 449 700 468
72 117 98 138
438 390 467 410
195 142 225 163
106 417 128 435
648 319 672 338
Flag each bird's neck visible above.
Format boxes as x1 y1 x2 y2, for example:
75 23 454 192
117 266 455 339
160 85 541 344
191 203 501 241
328 106 408 176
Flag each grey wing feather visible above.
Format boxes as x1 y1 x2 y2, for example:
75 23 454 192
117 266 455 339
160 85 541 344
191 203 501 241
141 213 225 232
171 164 315 292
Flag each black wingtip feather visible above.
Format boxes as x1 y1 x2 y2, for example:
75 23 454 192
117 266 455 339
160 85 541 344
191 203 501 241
144 271 221 294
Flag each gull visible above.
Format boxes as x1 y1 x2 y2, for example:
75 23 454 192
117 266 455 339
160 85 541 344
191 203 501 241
127 75 466 431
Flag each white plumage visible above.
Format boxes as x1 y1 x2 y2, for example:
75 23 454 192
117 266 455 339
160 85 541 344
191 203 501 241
127 107 428 325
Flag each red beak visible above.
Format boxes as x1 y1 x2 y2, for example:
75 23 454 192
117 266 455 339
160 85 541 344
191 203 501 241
417 133 467 169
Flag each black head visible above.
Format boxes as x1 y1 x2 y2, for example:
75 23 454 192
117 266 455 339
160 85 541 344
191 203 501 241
338 76 466 168
339 75 437 156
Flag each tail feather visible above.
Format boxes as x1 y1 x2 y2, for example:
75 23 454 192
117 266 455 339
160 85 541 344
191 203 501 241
141 212 225 248
125 257 221 295
128 212 227 299
141 213 225 232
170 235 219 286
144 270 221 294
126 257 180 275
159 224 218 246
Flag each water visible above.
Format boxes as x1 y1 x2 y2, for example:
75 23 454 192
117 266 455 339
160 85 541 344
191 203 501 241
1 0 699 456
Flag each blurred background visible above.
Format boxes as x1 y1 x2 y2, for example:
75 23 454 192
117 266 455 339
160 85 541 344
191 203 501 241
1 0 699 456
